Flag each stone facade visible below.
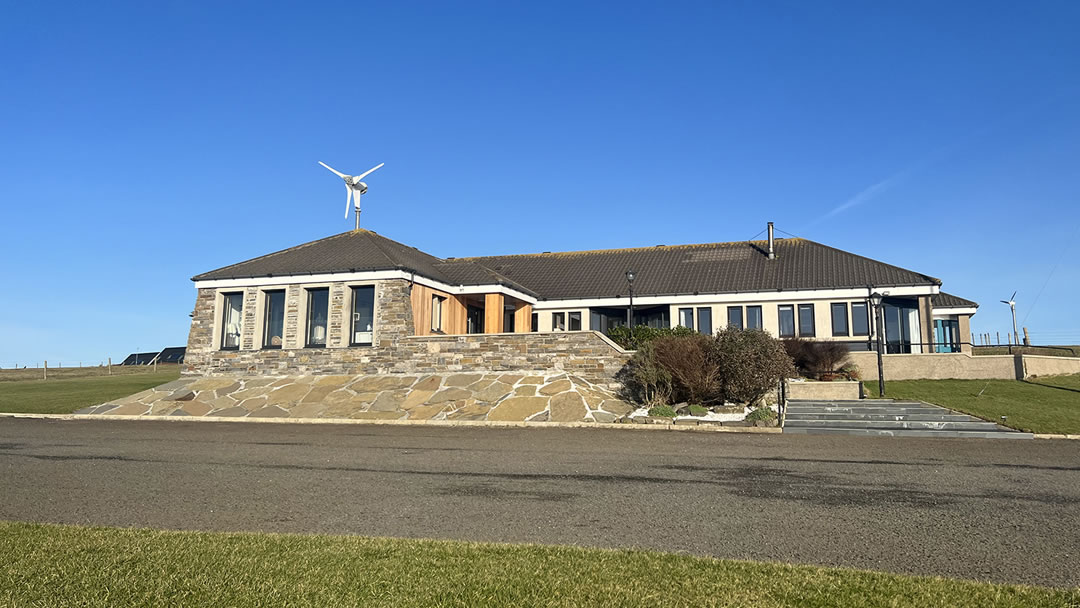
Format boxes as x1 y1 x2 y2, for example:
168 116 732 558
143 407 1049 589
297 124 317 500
185 279 631 383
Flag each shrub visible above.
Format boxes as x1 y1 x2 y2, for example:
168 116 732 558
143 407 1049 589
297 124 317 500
650 334 723 404
648 405 677 418
745 406 777 422
618 341 674 406
714 328 797 405
606 325 697 350
688 404 709 416
782 338 851 378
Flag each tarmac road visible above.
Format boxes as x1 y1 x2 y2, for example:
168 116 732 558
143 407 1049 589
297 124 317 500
1 418 1077 587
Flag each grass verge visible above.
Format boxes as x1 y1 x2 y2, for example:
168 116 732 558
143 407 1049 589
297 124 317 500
1 522 1076 607
0 370 180 414
864 376 1080 435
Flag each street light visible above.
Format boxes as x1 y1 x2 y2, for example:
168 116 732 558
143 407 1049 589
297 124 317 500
869 291 885 397
625 269 636 340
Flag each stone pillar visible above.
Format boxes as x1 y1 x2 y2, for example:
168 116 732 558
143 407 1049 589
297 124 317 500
485 293 504 334
241 287 259 350
328 283 347 348
183 288 216 374
958 314 972 354
284 285 302 349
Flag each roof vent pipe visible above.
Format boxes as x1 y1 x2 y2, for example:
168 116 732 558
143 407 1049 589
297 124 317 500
767 222 775 259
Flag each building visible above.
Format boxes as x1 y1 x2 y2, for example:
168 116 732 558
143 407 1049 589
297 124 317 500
183 226 977 377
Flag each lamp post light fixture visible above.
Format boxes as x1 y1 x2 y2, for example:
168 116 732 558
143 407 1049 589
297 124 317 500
625 269 636 339
869 291 886 397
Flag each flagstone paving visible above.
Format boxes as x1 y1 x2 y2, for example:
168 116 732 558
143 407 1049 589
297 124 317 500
77 373 635 423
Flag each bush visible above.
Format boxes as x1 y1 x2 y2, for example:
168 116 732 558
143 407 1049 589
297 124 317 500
782 338 851 379
619 327 795 406
745 406 777 422
647 405 677 418
714 328 797 405
606 325 697 350
688 404 709 416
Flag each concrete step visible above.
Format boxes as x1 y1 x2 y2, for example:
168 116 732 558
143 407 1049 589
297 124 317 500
784 419 1003 431
786 407 950 416
783 427 1034 439
785 413 979 422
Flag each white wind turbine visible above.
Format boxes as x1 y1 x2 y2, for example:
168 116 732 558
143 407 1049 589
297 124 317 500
1000 291 1019 346
318 161 385 229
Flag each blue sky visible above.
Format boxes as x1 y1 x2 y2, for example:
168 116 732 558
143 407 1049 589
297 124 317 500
2 1 1078 366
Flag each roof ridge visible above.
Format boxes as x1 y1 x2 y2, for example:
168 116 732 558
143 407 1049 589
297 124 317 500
191 231 356 280
450 238 799 261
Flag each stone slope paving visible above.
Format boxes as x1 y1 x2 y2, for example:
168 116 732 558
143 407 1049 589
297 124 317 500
77 373 634 423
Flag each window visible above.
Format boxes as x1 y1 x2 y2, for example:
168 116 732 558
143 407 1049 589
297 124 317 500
727 306 743 329
678 307 694 330
263 290 285 348
221 292 243 350
305 288 329 347
746 306 763 330
697 307 712 335
552 312 565 331
778 305 795 337
798 304 815 337
851 302 870 336
569 311 582 331
831 302 849 337
431 295 445 332
531 312 539 332
351 286 375 345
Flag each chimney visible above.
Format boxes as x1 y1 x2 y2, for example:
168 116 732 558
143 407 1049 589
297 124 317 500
767 222 775 259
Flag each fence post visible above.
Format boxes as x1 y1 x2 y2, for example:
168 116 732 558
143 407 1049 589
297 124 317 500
108 357 112 375
1022 327 1031 346
43 360 47 381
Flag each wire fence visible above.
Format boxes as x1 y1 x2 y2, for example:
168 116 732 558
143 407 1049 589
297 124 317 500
0 361 181 382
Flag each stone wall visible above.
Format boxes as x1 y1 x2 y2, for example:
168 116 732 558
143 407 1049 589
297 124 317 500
1019 355 1080 379
184 279 630 383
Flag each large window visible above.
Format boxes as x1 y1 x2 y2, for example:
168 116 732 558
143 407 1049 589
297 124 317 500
697 307 712 335
831 302 849 337
221 292 243 350
552 312 566 331
351 286 375 346
727 306 743 329
746 306 763 330
531 312 539 332
678 307 694 330
569 311 582 331
306 288 329 347
798 304 815 337
851 302 870 336
778 305 795 337
431 295 445 332
263 290 285 348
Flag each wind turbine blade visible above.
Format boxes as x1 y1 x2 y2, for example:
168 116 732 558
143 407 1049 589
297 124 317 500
345 185 353 218
1010 291 1017 302
355 162 384 181
1000 300 1010 304
320 161 347 179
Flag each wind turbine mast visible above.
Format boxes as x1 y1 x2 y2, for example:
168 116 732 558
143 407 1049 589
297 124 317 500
318 161 385 230
1000 291 1019 346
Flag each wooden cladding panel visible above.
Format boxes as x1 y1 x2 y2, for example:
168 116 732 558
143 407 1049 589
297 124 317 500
410 284 466 336
514 303 532 333
484 293 504 334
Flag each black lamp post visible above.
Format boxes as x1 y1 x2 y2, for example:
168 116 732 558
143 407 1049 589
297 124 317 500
625 269 636 339
869 291 885 397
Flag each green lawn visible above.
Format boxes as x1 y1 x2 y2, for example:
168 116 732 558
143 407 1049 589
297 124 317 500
865 376 1080 435
0 522 1074 608
0 370 180 414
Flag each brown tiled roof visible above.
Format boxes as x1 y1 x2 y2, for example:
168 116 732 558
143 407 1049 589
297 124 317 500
193 230 942 300
932 292 979 308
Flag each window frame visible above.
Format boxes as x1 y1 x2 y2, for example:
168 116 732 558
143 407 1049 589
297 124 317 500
220 291 244 351
261 289 286 349
349 284 376 346
568 311 582 331
727 306 743 330
305 287 330 348
746 305 763 330
678 307 694 330
831 302 849 337
431 294 445 333
552 312 566 331
851 301 870 336
531 312 539 332
797 303 816 337
697 307 712 335
777 305 795 338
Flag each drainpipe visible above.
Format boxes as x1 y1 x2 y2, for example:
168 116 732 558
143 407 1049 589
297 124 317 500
767 222 775 259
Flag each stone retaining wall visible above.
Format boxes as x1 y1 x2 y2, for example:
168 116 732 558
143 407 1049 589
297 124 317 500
849 351 1080 380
